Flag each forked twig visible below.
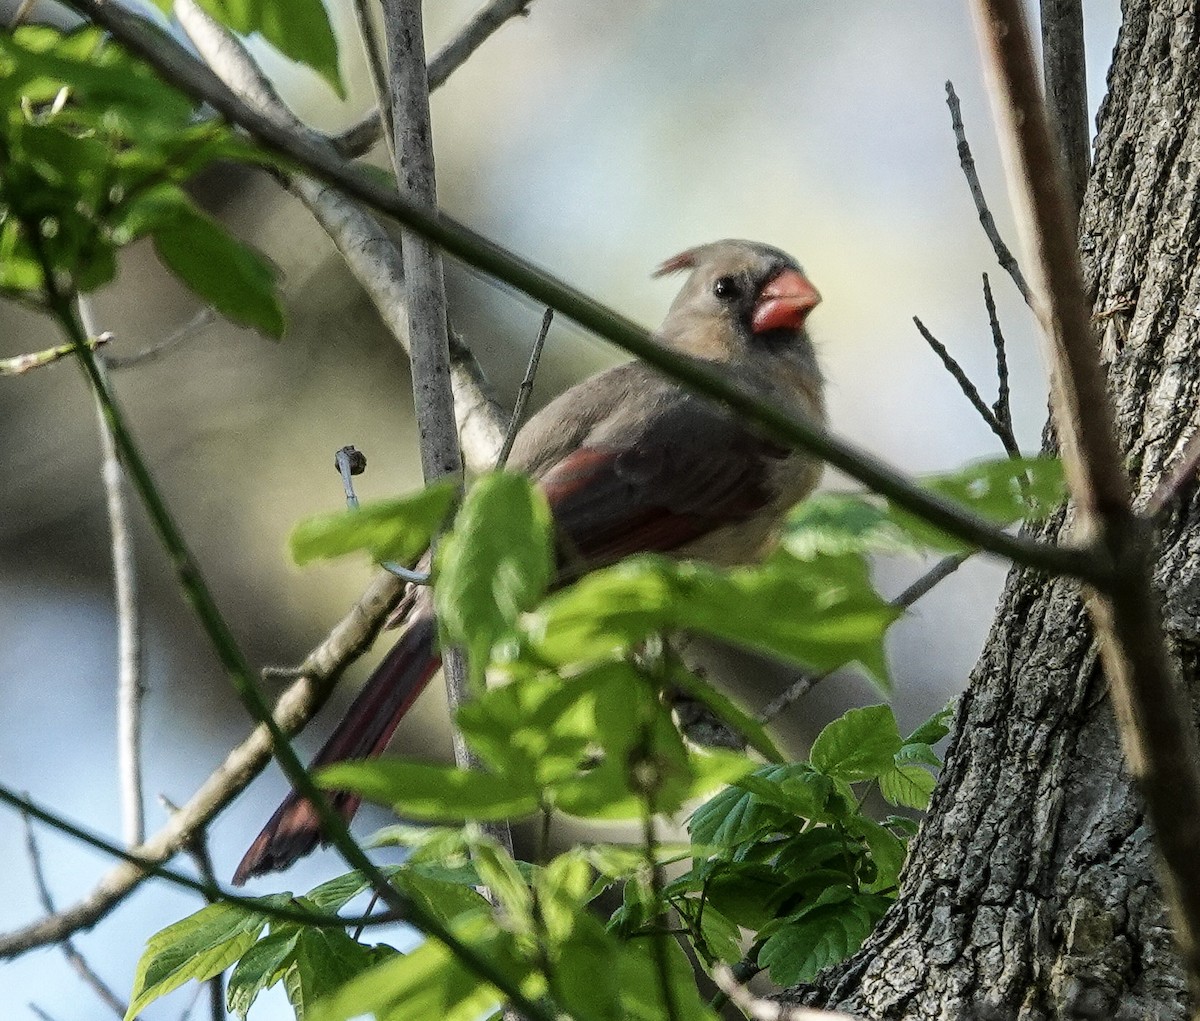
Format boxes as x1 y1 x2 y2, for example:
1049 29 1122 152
945 79 1032 305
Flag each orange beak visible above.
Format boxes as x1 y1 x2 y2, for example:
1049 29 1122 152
751 269 822 334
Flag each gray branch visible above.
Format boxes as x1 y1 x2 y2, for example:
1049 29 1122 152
1039 0 1090 215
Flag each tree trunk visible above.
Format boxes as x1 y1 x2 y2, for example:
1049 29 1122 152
792 3 1200 1017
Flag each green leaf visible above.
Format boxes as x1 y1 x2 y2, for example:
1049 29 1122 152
156 0 345 98
847 815 907 892
783 493 923 560
283 926 379 1019
227 928 300 1020
667 662 786 763
879 762 936 810
907 701 955 745
436 472 553 684
151 200 284 336
757 897 879 985
290 481 458 565
127 898 287 1018
527 553 898 686
319 759 540 822
308 915 520 1021
617 935 719 1021
810 705 903 783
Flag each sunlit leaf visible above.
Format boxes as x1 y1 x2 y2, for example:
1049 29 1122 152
809 705 903 783
290 481 457 565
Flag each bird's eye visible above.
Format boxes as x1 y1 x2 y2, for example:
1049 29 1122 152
712 276 741 302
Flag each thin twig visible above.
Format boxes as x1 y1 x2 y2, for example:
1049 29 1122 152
913 315 1019 456
945 79 1033 305
1038 0 1089 215
974 0 1200 996
350 0 394 154
335 446 431 584
28 1005 58 1021
103 307 216 369
1145 423 1200 518
5 785 407 930
67 0 1107 585
758 552 969 724
79 298 145 848
982 273 1014 439
641 803 681 1021
0 333 110 375
496 307 553 468
21 812 132 1019
712 965 857 1021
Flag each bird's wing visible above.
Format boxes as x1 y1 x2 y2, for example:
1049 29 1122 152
531 385 791 567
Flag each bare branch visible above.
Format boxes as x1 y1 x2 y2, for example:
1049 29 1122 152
103 307 215 369
497 307 553 469
79 298 146 847
350 0 393 153
0 333 109 374
912 315 1019 455
0 569 405 956
712 965 857 1021
982 273 1013 438
381 0 515 862
21 813 132 1019
973 0 1200 995
1038 0 1090 215
945 79 1032 305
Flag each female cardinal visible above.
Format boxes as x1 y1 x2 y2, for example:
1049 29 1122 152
233 239 825 883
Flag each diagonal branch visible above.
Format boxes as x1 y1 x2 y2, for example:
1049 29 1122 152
61 0 1110 585
973 0 1200 997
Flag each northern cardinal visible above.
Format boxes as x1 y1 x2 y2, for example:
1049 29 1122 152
233 239 825 884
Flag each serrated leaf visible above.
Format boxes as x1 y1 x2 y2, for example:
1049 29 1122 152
527 552 897 687
810 705 903 783
290 482 457 565
151 201 284 336
317 760 539 823
127 899 286 1018
436 472 553 685
226 928 300 1019
879 762 936 810
156 0 345 98
757 900 877 985
907 701 955 745
847 815 907 892
308 915 517 1021
283 926 377 1019
783 493 923 560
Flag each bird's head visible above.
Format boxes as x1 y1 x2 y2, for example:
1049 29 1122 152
654 239 821 357
653 239 823 410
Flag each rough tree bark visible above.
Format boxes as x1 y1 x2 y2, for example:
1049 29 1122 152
791 3 1200 1018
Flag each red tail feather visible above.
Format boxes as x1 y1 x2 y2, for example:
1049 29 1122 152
232 614 440 884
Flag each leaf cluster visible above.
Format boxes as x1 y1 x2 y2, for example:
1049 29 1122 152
124 452 1066 1018
0 25 283 333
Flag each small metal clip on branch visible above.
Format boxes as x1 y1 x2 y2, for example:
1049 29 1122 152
334 446 431 585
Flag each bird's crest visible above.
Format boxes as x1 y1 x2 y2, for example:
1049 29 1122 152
652 248 699 278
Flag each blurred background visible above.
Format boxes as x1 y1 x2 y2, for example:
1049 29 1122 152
1 1 1121 1017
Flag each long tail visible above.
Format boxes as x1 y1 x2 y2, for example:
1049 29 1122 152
232 614 440 885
